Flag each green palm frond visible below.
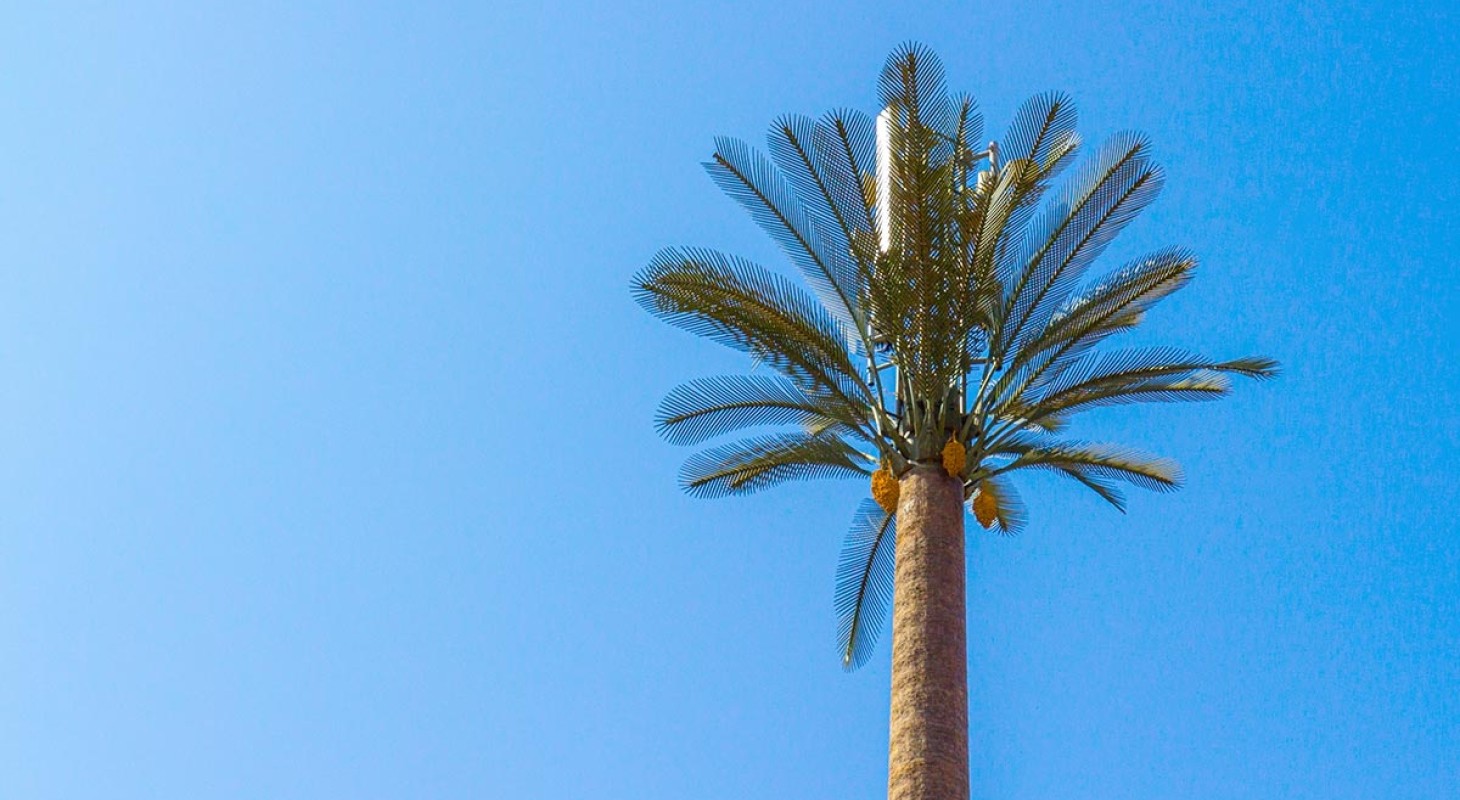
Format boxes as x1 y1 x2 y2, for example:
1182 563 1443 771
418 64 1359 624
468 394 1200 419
991 441 1183 511
995 133 1165 359
1034 247 1198 350
835 500 896 670
811 109 879 252
768 115 877 293
707 136 863 343
1037 347 1230 395
679 432 872 498
970 93 1081 279
1000 92 1080 181
1023 373 1234 424
656 374 868 446
1011 349 1280 423
985 249 1199 416
1052 463 1131 511
878 42 958 144
949 95 985 173
632 247 871 406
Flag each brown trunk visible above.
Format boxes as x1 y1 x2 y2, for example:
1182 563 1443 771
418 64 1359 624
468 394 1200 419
887 466 968 800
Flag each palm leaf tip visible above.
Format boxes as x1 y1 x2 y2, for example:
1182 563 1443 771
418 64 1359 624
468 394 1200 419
835 500 896 670
1002 91 1079 172
876 41 960 152
1074 447 1184 493
1222 355 1281 380
703 134 863 342
1001 442 1184 508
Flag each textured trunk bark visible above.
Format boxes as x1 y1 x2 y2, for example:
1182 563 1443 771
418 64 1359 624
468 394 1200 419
887 466 968 800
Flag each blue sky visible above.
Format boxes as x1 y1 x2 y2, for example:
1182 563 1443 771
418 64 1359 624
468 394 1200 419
0 2 1455 798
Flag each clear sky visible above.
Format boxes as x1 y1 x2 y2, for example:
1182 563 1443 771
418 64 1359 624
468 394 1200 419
1 2 1455 798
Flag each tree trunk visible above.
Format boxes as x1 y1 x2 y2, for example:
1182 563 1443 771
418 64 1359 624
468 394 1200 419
887 465 968 800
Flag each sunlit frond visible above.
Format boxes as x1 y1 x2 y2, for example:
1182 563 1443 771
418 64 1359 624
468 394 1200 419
996 133 1165 358
1001 92 1079 179
679 432 871 498
1012 350 1281 423
878 42 957 143
992 442 1183 509
656 374 869 446
707 137 861 341
768 115 877 324
988 249 1199 411
973 92 1081 270
632 247 869 405
812 108 879 255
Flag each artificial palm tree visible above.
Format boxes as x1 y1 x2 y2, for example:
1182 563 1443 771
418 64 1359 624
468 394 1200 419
632 43 1275 800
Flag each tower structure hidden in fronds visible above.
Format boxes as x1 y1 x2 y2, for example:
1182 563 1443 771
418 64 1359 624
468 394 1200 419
633 42 1276 800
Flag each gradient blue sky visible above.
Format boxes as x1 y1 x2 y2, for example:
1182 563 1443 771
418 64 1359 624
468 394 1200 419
1 2 1456 798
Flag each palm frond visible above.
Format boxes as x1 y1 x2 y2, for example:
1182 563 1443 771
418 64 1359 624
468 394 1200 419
950 93 985 164
878 42 957 142
811 108 879 252
971 93 1081 273
996 133 1165 358
706 137 861 341
993 441 1183 498
679 432 871 498
1040 248 1197 344
1028 374 1234 422
1037 347 1229 396
1051 463 1131 511
1001 92 1080 181
656 374 868 446
768 114 876 318
1015 350 1281 422
987 249 1198 410
835 500 897 670
632 247 869 404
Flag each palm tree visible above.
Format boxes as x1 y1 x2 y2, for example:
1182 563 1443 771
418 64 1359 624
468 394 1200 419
632 43 1276 800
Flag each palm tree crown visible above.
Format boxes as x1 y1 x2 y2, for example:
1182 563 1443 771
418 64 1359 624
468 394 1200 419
633 44 1276 670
